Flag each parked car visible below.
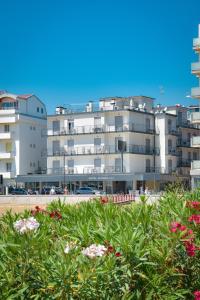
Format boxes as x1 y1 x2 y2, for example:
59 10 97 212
11 188 28 195
75 187 102 195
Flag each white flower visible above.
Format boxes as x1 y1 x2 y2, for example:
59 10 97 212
14 217 40 234
64 241 77 254
82 244 107 258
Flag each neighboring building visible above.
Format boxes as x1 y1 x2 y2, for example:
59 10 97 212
190 24 200 188
17 96 197 193
0 91 47 187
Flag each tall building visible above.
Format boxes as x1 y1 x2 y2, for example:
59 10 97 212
0 91 47 186
190 25 200 188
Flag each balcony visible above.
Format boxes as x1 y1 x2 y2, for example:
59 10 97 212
193 38 200 51
47 123 155 136
168 129 179 136
177 159 192 168
46 166 127 175
0 132 11 139
177 139 191 147
49 144 160 157
191 136 200 147
191 87 200 99
0 151 13 159
190 112 200 124
191 160 200 176
167 148 178 156
192 62 200 75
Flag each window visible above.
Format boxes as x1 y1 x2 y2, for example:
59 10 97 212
6 142 12 153
187 133 191 143
168 119 172 133
145 139 151 153
33 144 36 148
67 139 74 148
52 140 60 155
30 126 32 130
115 116 123 131
6 162 12 172
168 139 172 153
41 108 44 114
145 118 150 132
30 144 32 148
193 152 198 160
146 159 151 172
94 158 101 168
94 138 101 146
94 117 101 132
53 120 60 133
33 126 36 131
52 160 60 174
4 124 9 133
30 162 32 167
33 162 35 167
67 160 74 172
115 158 122 172
168 159 172 173
188 152 191 161
37 107 39 112
68 120 74 133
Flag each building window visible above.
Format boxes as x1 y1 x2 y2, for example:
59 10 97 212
193 152 198 160
168 139 172 153
33 126 36 131
37 107 39 112
6 162 12 172
115 158 122 172
67 139 74 148
30 162 32 167
52 140 60 155
52 120 60 133
33 162 35 167
145 118 150 132
41 108 44 114
94 138 101 146
30 126 32 130
145 139 151 153
52 160 60 174
68 120 74 133
168 159 172 174
30 144 32 148
168 119 172 133
4 124 10 132
33 144 36 148
94 158 101 169
6 142 12 153
146 159 151 172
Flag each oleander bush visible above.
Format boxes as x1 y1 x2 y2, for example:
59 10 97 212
1 190 200 299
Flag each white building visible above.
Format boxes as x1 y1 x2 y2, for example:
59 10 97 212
0 91 47 186
17 95 197 193
190 24 200 188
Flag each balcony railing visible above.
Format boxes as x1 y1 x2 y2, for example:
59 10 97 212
191 87 200 99
44 166 128 175
191 62 200 74
178 121 200 130
190 112 200 123
49 144 160 156
177 159 193 168
168 129 179 135
191 160 200 170
177 140 191 147
191 136 200 147
48 123 155 136
167 148 178 156
193 38 200 50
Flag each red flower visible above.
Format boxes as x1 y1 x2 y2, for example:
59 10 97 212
194 290 200 300
115 252 122 257
188 215 200 224
107 245 115 253
170 222 182 233
49 211 62 220
100 196 108 204
187 201 200 210
184 241 196 257
179 225 187 231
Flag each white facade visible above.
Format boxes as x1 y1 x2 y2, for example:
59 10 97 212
190 25 200 188
0 91 47 185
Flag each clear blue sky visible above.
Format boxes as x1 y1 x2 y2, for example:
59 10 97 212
0 0 200 113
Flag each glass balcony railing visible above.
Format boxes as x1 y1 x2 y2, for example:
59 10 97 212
190 111 200 123
191 87 200 99
191 136 200 147
193 38 200 50
192 62 200 73
192 160 200 170
48 144 160 157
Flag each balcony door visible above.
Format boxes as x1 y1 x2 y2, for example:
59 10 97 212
115 158 122 172
115 116 123 131
52 160 60 174
52 140 60 155
145 139 151 154
52 120 60 133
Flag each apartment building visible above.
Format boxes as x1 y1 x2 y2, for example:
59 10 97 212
17 95 194 193
0 90 47 186
190 24 200 188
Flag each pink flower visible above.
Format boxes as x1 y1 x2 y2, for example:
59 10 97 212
188 215 200 224
194 290 200 300
170 222 182 233
184 241 196 257
187 201 200 210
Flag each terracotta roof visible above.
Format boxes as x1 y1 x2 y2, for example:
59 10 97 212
17 94 33 100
